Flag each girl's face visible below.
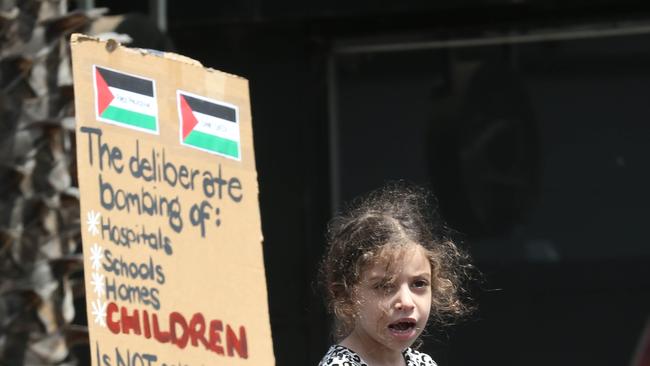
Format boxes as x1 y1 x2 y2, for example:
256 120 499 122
347 243 432 354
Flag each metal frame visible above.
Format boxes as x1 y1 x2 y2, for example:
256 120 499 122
326 20 650 214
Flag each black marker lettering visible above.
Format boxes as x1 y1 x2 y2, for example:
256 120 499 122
79 126 123 172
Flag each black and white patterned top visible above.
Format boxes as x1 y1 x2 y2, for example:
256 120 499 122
318 344 437 366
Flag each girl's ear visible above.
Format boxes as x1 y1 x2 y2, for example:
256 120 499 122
329 282 349 302
329 282 357 316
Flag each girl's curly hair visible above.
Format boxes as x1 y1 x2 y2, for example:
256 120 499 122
319 182 474 340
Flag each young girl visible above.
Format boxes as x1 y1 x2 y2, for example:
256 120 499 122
318 184 472 366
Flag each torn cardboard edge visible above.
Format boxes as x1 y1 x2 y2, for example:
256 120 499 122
70 33 246 80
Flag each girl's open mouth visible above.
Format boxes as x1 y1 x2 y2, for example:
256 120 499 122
387 319 417 339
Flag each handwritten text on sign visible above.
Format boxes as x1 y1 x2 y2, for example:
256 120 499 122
81 125 248 364
80 127 242 238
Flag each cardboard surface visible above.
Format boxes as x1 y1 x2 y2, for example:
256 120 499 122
71 34 274 366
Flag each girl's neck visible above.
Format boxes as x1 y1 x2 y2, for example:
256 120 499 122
340 333 406 366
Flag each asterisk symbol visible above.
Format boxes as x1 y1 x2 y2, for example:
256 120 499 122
86 210 101 236
91 298 107 327
90 272 105 297
89 243 103 271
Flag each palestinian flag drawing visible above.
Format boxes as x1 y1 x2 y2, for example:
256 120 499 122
177 90 241 160
93 65 158 134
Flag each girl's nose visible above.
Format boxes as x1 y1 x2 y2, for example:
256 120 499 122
394 286 415 311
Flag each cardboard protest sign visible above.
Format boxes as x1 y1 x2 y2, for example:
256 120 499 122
71 34 274 366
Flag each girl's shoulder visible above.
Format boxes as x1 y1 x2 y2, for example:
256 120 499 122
403 347 438 366
318 345 437 366
318 345 368 366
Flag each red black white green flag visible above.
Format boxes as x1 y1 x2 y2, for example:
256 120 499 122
177 91 241 160
93 65 158 133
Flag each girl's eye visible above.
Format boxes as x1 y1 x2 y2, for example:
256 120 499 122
412 279 430 289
